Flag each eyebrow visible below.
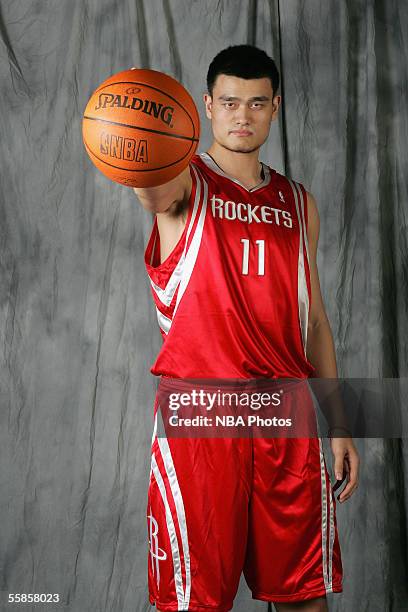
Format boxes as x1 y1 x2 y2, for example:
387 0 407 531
218 95 270 102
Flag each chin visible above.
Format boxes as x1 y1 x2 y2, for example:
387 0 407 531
216 136 264 155
225 144 261 154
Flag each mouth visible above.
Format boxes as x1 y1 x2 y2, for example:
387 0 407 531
229 130 253 137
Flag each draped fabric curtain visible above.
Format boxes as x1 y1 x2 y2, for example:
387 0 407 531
0 1 407 610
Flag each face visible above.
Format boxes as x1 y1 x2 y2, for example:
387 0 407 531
203 74 281 154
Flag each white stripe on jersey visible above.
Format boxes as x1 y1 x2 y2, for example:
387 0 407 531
328 467 335 589
297 183 310 265
151 454 185 608
156 308 172 335
318 438 335 593
157 437 191 609
173 165 208 317
288 179 309 353
149 166 202 307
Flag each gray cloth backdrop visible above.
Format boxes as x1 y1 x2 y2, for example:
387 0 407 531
0 0 407 610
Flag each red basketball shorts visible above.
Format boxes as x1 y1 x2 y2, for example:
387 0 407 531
146 393 343 611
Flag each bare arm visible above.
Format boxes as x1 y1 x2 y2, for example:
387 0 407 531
306 191 359 503
133 166 192 214
306 192 338 377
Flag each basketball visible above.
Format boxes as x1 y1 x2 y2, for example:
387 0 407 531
82 68 200 188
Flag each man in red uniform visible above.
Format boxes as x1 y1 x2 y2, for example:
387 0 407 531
134 45 359 612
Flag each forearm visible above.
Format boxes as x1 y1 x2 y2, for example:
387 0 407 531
306 318 338 378
133 166 191 213
307 320 350 433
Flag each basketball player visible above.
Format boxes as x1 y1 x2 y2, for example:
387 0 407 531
133 45 359 612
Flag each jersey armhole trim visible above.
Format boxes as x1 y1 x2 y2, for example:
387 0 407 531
297 182 310 266
144 167 198 272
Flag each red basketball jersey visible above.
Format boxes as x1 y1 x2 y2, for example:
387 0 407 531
144 152 316 379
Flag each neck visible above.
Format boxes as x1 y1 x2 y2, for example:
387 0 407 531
206 141 263 190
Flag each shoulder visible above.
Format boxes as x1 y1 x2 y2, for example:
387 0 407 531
190 152 206 173
304 190 319 224
268 169 320 242
270 170 320 226
302 190 320 253
189 152 224 180
262 165 307 199
188 152 209 182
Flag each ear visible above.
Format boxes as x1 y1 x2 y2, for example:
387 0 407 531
203 93 212 120
271 94 281 120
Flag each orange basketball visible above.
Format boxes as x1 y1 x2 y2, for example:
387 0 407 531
82 68 200 188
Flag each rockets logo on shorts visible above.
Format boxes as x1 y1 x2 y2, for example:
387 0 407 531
147 512 167 589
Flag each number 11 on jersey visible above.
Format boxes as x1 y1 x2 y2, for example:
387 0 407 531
241 238 265 276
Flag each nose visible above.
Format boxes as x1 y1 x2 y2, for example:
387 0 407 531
234 104 250 125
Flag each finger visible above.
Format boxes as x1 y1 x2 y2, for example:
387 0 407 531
338 481 358 502
334 459 350 496
332 475 346 492
342 457 350 478
338 454 359 502
347 451 359 485
333 450 345 482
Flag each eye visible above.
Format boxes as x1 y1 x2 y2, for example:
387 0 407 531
251 102 264 109
223 102 236 109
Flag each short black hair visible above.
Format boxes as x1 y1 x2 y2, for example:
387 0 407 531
206 45 280 97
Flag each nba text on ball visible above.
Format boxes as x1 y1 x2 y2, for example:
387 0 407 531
100 132 148 163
